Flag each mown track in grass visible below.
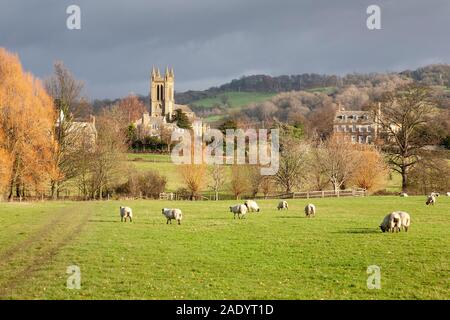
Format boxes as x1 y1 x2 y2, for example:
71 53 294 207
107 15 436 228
0 203 92 298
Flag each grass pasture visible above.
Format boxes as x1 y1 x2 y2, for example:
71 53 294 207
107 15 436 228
189 91 276 109
0 196 448 300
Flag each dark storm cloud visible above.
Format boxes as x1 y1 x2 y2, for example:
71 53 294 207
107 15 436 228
1 0 450 98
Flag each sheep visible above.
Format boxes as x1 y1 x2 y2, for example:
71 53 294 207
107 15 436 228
400 192 408 197
244 200 260 212
229 204 248 219
277 201 289 211
162 208 183 225
395 211 411 232
120 206 133 222
426 195 436 206
379 212 401 233
304 203 316 218
430 192 440 197
447 192 450 197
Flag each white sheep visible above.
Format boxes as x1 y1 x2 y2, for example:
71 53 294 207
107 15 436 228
395 211 411 232
400 192 408 197
244 200 260 212
379 212 401 233
120 206 133 222
447 192 450 197
229 204 248 219
162 208 183 225
430 192 440 197
277 201 289 210
304 203 316 218
426 195 436 206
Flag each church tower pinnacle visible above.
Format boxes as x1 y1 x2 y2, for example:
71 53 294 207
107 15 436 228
150 66 175 119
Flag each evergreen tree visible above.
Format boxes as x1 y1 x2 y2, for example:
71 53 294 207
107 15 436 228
174 109 192 130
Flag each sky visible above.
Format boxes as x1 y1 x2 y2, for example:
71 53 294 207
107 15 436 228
1 0 450 99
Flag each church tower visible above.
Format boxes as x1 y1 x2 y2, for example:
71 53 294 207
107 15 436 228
150 66 175 119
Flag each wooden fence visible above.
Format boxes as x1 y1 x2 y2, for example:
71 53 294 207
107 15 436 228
4 188 366 202
261 188 367 200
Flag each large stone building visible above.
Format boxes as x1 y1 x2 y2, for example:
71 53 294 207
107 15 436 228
333 108 379 144
56 110 97 148
133 67 206 137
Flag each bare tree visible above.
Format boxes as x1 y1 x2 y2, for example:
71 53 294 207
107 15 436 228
179 164 206 200
45 61 86 198
88 108 128 199
259 175 276 199
274 139 309 193
208 164 226 200
309 148 330 191
315 139 358 193
372 85 441 192
229 165 250 200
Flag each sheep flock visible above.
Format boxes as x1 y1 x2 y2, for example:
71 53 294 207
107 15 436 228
118 191 447 233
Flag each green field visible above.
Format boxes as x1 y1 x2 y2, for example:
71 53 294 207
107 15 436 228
189 91 277 109
189 91 277 123
127 154 403 194
305 86 338 94
0 196 448 299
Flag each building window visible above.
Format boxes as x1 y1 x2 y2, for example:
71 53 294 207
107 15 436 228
367 136 372 144
351 136 356 143
358 136 364 143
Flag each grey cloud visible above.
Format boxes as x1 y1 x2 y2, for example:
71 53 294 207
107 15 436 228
1 0 450 98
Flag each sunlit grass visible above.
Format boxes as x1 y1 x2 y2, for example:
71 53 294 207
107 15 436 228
0 196 448 299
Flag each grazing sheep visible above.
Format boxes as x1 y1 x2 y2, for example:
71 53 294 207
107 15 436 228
379 212 401 233
395 211 411 232
277 201 289 210
304 204 316 218
400 192 408 197
426 195 436 206
430 192 440 197
447 192 450 197
244 200 260 212
162 208 183 225
120 206 133 222
229 204 248 219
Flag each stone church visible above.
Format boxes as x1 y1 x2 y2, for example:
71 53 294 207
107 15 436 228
133 67 206 137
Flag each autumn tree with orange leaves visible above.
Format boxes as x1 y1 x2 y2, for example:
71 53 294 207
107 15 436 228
0 48 57 200
350 145 389 193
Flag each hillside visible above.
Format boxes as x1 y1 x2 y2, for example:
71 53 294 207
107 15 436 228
91 64 450 116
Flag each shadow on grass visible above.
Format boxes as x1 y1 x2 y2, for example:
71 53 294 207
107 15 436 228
88 219 121 223
333 228 380 234
275 216 306 219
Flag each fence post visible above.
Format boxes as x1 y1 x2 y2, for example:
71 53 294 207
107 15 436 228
306 191 309 199
322 191 324 198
